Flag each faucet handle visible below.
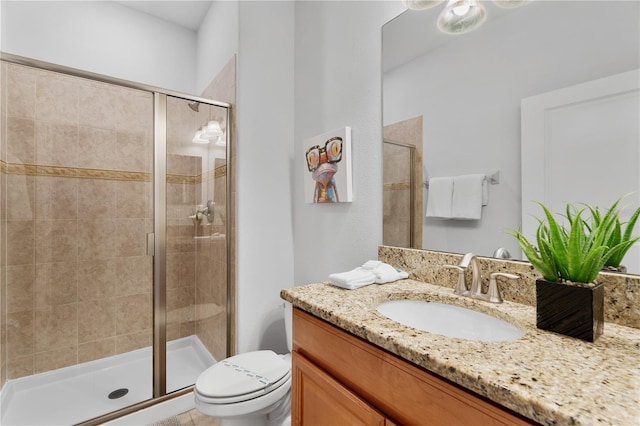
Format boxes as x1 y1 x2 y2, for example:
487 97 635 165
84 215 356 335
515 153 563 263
443 265 469 296
487 272 519 303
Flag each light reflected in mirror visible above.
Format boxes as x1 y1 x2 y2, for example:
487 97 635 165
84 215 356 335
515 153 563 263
382 0 640 274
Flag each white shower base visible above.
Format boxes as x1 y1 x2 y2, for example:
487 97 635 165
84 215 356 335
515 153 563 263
0 336 215 426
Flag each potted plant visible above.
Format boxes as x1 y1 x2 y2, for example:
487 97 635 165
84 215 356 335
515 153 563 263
510 199 635 342
585 201 640 272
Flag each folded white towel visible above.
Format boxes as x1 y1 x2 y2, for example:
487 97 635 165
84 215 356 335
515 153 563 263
329 268 376 290
373 263 409 284
329 261 409 289
451 174 485 220
361 260 382 270
426 177 454 219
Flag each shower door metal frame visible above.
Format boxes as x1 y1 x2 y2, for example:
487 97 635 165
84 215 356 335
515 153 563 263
383 139 416 248
0 52 233 425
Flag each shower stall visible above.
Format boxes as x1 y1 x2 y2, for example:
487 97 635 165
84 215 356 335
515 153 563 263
0 55 233 425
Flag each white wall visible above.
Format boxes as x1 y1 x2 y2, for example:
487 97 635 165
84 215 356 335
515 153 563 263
293 1 404 285
196 0 238 94
384 0 640 257
235 1 295 354
1 1 197 94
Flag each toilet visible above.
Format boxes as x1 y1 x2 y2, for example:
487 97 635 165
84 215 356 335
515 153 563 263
194 303 293 426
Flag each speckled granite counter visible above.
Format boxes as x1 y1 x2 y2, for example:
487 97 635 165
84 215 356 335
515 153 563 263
280 280 640 426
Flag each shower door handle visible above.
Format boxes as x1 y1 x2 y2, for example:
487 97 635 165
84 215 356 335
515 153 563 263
147 233 155 257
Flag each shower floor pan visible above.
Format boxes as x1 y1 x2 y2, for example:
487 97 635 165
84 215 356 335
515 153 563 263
0 335 215 425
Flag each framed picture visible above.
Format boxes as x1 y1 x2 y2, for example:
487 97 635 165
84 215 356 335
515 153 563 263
303 127 353 203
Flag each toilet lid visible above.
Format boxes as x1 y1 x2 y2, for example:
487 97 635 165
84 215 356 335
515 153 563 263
195 350 290 401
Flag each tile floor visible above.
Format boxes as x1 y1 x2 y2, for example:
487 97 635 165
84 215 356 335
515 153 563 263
152 409 218 426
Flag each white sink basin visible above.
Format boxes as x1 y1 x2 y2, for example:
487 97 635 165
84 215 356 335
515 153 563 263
375 300 524 342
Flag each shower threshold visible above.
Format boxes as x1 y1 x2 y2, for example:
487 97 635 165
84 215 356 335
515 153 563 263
0 336 215 426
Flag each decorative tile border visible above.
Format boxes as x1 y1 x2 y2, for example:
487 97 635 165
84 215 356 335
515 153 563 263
0 160 227 183
384 182 411 191
379 245 640 329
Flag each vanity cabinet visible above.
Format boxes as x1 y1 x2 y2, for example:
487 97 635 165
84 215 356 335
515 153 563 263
291 308 535 426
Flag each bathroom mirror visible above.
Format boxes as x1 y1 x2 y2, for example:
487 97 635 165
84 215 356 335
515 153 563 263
382 0 640 275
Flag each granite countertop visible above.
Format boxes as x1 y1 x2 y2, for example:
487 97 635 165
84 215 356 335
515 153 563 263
280 280 640 426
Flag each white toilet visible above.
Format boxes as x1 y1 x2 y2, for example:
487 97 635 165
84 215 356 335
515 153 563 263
194 303 293 426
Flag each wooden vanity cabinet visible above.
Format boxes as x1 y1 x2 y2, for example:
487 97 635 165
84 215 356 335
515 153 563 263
291 308 535 426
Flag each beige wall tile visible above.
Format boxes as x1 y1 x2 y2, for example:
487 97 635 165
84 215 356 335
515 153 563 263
78 300 115 343
78 84 118 130
115 90 153 134
114 256 152 296
6 174 35 221
35 176 78 220
78 338 115 364
167 286 195 324
35 220 77 263
166 323 181 342
78 126 117 170
6 264 35 313
0 262 5 387
115 132 152 173
35 73 78 125
115 294 151 335
35 262 77 307
1 173 6 222
179 321 195 338
77 219 115 259
167 182 196 209
7 221 35 266
115 180 149 219
7 117 36 164
167 253 181 291
115 329 151 354
179 252 196 288
35 122 78 167
7 311 34 357
78 178 116 219
7 64 37 120
35 304 77 352
167 154 200 177
77 259 115 301
114 218 149 257
7 354 34 379
35 345 77 374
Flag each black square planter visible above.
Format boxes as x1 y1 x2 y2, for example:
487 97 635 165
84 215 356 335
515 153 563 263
536 279 604 342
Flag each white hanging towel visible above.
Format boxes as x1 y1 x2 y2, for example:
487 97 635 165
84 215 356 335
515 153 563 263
451 174 485 220
425 177 454 218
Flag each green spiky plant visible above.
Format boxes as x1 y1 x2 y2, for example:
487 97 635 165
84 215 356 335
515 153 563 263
510 199 636 284
585 201 640 270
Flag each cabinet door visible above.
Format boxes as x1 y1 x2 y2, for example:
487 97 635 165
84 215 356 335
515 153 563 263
292 351 386 426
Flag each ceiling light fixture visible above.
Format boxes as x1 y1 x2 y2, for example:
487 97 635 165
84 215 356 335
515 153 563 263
402 0 444 10
404 0 530 35
438 0 487 35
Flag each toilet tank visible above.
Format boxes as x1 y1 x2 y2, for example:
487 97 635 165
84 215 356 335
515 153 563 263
284 301 293 352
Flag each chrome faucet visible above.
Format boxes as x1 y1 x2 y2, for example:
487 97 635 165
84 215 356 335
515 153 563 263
443 253 519 303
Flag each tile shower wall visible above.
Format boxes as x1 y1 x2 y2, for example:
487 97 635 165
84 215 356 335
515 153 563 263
165 94 229 360
0 62 154 380
194 55 236 360
1 62 7 387
383 116 423 250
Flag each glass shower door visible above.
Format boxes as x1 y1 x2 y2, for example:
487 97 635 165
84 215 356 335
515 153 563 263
163 96 228 394
0 61 155 424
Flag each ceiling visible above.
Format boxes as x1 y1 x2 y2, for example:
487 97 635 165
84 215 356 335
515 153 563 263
114 1 213 31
